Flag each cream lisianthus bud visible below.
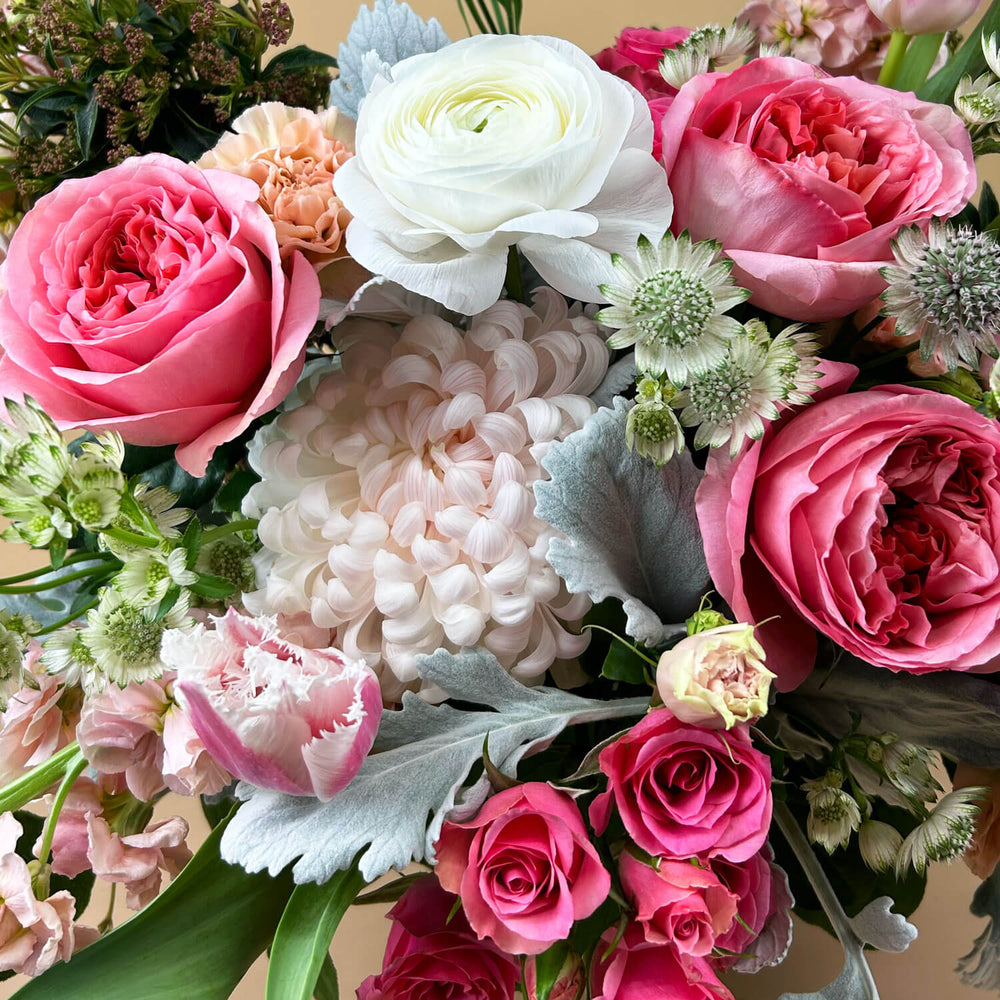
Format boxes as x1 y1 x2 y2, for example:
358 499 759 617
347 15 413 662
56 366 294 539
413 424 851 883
655 622 775 729
865 0 983 35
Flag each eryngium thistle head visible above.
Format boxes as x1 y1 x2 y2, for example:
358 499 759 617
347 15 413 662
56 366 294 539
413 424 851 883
881 223 1000 372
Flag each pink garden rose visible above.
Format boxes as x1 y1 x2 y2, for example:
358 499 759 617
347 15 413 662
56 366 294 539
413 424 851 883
590 711 772 863
659 57 975 321
357 877 520 1000
590 922 733 1000
435 782 610 955
165 609 381 801
619 852 738 956
699 385 1000 677
0 153 321 476
594 27 690 158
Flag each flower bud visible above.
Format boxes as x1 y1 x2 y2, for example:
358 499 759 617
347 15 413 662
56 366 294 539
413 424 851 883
655 622 775 729
865 0 983 35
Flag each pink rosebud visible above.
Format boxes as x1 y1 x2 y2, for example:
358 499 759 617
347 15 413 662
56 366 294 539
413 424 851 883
435 783 611 955
165 609 381 800
590 711 772 863
619 853 738 956
358 877 520 1000
865 0 982 33
0 813 91 976
524 950 584 1000
590 922 733 1000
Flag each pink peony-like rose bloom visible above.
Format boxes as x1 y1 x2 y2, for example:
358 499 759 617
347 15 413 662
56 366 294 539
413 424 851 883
660 57 976 321
165 608 381 800
594 27 690 159
77 672 230 801
0 153 321 476
700 385 1000 677
866 0 982 34
590 922 733 1000
619 852 738 956
0 812 93 977
711 846 793 973
590 710 772 863
358 876 520 1000
435 782 611 955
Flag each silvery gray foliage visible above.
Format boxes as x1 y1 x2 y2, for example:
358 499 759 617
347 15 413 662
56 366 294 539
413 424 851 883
590 353 637 409
784 654 1000 768
328 0 450 117
220 647 648 884
957 866 1000 992
534 397 709 647
849 898 918 954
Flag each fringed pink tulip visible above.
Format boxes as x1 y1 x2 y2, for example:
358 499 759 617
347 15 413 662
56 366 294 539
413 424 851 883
865 0 982 34
164 609 381 800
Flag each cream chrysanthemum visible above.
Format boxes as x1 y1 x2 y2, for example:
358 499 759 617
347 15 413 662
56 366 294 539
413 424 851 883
243 290 609 700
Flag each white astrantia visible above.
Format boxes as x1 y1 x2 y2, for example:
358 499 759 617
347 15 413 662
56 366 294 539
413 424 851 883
805 772 862 853
597 231 749 384
624 376 685 466
334 33 673 315
956 74 1000 126
243 290 608 701
858 820 904 873
40 627 97 689
658 22 756 89
896 788 988 876
115 548 198 607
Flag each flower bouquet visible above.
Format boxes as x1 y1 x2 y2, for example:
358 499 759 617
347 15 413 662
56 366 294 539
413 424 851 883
1 0 1000 997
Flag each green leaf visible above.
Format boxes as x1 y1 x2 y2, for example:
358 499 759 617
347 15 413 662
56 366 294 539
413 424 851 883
12 811 294 1000
530 940 571 1000
201 784 240 829
264 860 366 1000
74 91 99 160
214 470 260 513
982 183 1000 230
121 442 229 513
189 572 236 599
354 872 430 906
918 0 1000 104
314 955 339 1000
892 32 944 93
263 44 337 75
599 639 649 686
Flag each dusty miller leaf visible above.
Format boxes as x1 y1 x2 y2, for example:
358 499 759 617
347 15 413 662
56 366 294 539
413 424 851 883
784 654 1000 768
220 648 647 884
534 398 709 647
329 0 450 117
849 897 917 954
590 357 637 409
957 865 1000 992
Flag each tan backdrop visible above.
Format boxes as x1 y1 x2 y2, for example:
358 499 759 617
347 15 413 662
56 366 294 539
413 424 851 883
0 1 995 997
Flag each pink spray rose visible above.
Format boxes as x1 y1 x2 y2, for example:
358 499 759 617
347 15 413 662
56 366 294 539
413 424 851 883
590 922 733 1000
700 385 1000 676
619 852 738 956
435 782 611 955
165 609 381 800
865 0 982 34
0 152 321 476
594 27 690 158
659 57 975 321
357 877 520 1000
590 710 772 863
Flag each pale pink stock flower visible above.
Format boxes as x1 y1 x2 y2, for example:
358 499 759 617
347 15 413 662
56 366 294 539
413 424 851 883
0 813 90 976
77 672 230 801
0 649 80 784
164 609 381 800
656 623 776 730
739 0 890 79
43 774 192 910
198 102 355 269
243 290 609 699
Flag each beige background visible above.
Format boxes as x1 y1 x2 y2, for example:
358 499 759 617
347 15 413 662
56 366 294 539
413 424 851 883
0 0 996 997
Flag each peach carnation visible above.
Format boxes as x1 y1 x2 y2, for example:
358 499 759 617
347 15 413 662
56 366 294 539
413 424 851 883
198 102 355 268
243 290 610 699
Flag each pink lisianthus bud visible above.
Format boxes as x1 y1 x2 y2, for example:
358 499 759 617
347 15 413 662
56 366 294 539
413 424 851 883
656 623 775 729
865 0 983 33
165 608 381 800
618 852 738 956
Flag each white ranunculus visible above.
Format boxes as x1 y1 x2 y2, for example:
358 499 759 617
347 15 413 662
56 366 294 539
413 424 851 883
335 33 673 315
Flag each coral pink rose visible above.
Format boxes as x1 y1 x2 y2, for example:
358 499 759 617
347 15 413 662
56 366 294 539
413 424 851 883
590 923 733 1000
594 27 690 159
659 57 975 321
700 385 1000 677
358 877 520 1000
590 711 772 863
166 609 381 801
0 153 320 476
619 852 738 956
435 782 610 955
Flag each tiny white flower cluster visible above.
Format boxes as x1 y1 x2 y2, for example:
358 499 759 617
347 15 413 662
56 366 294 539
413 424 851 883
955 35 1000 143
598 233 820 464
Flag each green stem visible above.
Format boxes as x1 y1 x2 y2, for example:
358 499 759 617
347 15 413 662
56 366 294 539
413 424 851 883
878 30 912 89
0 550 117 586
504 245 526 304
581 623 658 669
100 526 158 549
98 883 116 936
893 31 945 92
0 741 82 814
0 565 115 595
33 599 99 636
35 750 87 865
199 519 258 545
